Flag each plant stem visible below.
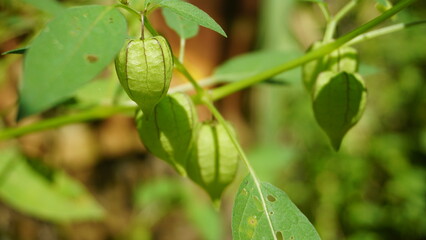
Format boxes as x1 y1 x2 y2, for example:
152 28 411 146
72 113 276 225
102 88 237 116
0 106 135 140
210 0 417 101
114 4 140 19
323 19 337 42
114 4 159 38
169 77 219 93
144 16 158 36
318 2 331 22
1 0 418 140
345 20 426 46
173 57 205 96
179 38 186 63
140 11 145 40
334 0 358 24
0 76 216 141
202 100 277 240
323 0 358 41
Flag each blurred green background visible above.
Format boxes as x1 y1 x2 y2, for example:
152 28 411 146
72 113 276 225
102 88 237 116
0 0 425 240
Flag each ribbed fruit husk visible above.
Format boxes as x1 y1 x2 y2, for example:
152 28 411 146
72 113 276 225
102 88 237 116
115 35 173 115
186 122 239 202
136 92 198 176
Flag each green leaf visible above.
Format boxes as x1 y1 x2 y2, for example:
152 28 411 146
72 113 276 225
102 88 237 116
74 78 118 107
18 5 127 119
22 0 65 16
313 71 367 151
1 46 29 55
162 8 199 39
0 149 104 222
232 175 321 240
213 50 302 83
149 0 226 37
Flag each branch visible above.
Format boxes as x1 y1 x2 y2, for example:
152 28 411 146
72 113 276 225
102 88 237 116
210 0 418 101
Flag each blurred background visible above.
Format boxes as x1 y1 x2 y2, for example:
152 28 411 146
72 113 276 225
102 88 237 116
0 0 426 239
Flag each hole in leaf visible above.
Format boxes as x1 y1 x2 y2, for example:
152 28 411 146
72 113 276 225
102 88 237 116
269 211 274 215
267 195 276 202
276 231 284 240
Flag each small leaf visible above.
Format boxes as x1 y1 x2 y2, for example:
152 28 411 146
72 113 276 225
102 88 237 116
2 47 29 55
18 5 127 118
0 149 104 222
151 0 226 37
162 8 199 39
232 175 321 240
313 71 367 150
213 50 302 83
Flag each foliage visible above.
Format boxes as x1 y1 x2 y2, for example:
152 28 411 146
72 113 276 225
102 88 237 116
0 0 425 239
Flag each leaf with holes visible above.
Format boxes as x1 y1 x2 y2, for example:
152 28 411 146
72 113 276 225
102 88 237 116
18 5 127 119
232 175 321 240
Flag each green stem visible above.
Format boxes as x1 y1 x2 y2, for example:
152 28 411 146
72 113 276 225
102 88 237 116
1 0 418 141
202 100 277 240
210 0 417 101
318 2 331 22
345 20 426 46
144 16 158 36
114 4 140 19
115 4 158 38
323 0 358 41
174 57 205 96
170 77 219 93
323 20 337 41
0 106 135 141
334 0 358 24
179 38 186 63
